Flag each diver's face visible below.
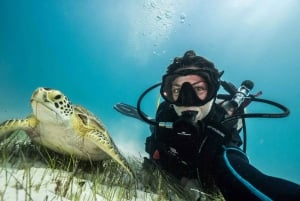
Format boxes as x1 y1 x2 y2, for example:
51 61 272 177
171 75 208 102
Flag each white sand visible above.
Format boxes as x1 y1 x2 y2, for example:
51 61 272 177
0 167 158 201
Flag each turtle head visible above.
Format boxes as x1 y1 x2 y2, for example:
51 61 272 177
31 87 74 123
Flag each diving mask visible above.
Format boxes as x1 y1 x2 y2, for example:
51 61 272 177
160 68 220 106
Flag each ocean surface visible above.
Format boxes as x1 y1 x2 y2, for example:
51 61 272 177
1 0 299 184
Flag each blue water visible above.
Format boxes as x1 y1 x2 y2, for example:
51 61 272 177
1 1 300 184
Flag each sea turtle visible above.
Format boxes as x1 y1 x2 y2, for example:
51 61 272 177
0 87 133 177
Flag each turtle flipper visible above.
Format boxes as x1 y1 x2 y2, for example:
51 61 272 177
0 116 38 140
86 130 134 178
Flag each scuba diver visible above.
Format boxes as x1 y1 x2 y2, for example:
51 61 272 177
115 50 300 200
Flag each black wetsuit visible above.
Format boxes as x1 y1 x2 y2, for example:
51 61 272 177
145 101 300 201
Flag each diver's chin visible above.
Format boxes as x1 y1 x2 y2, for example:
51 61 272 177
173 99 214 121
173 106 200 114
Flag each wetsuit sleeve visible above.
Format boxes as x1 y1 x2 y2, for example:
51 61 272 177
215 147 300 200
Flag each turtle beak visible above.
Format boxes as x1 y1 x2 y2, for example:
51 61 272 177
31 87 53 103
31 87 44 102
31 89 40 102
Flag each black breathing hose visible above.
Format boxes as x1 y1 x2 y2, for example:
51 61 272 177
221 96 290 124
137 84 290 126
136 83 161 126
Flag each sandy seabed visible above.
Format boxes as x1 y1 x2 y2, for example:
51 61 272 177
0 166 159 201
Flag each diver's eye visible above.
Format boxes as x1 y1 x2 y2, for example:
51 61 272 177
172 88 180 95
54 95 62 100
194 86 206 93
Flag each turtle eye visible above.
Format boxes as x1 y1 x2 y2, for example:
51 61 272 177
54 95 62 100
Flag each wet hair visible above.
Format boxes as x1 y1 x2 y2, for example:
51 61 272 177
166 50 217 74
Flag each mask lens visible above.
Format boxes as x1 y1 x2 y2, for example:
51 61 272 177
161 73 177 102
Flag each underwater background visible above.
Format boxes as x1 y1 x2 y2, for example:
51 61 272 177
0 0 299 184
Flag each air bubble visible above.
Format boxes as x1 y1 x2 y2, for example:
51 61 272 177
180 12 186 23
